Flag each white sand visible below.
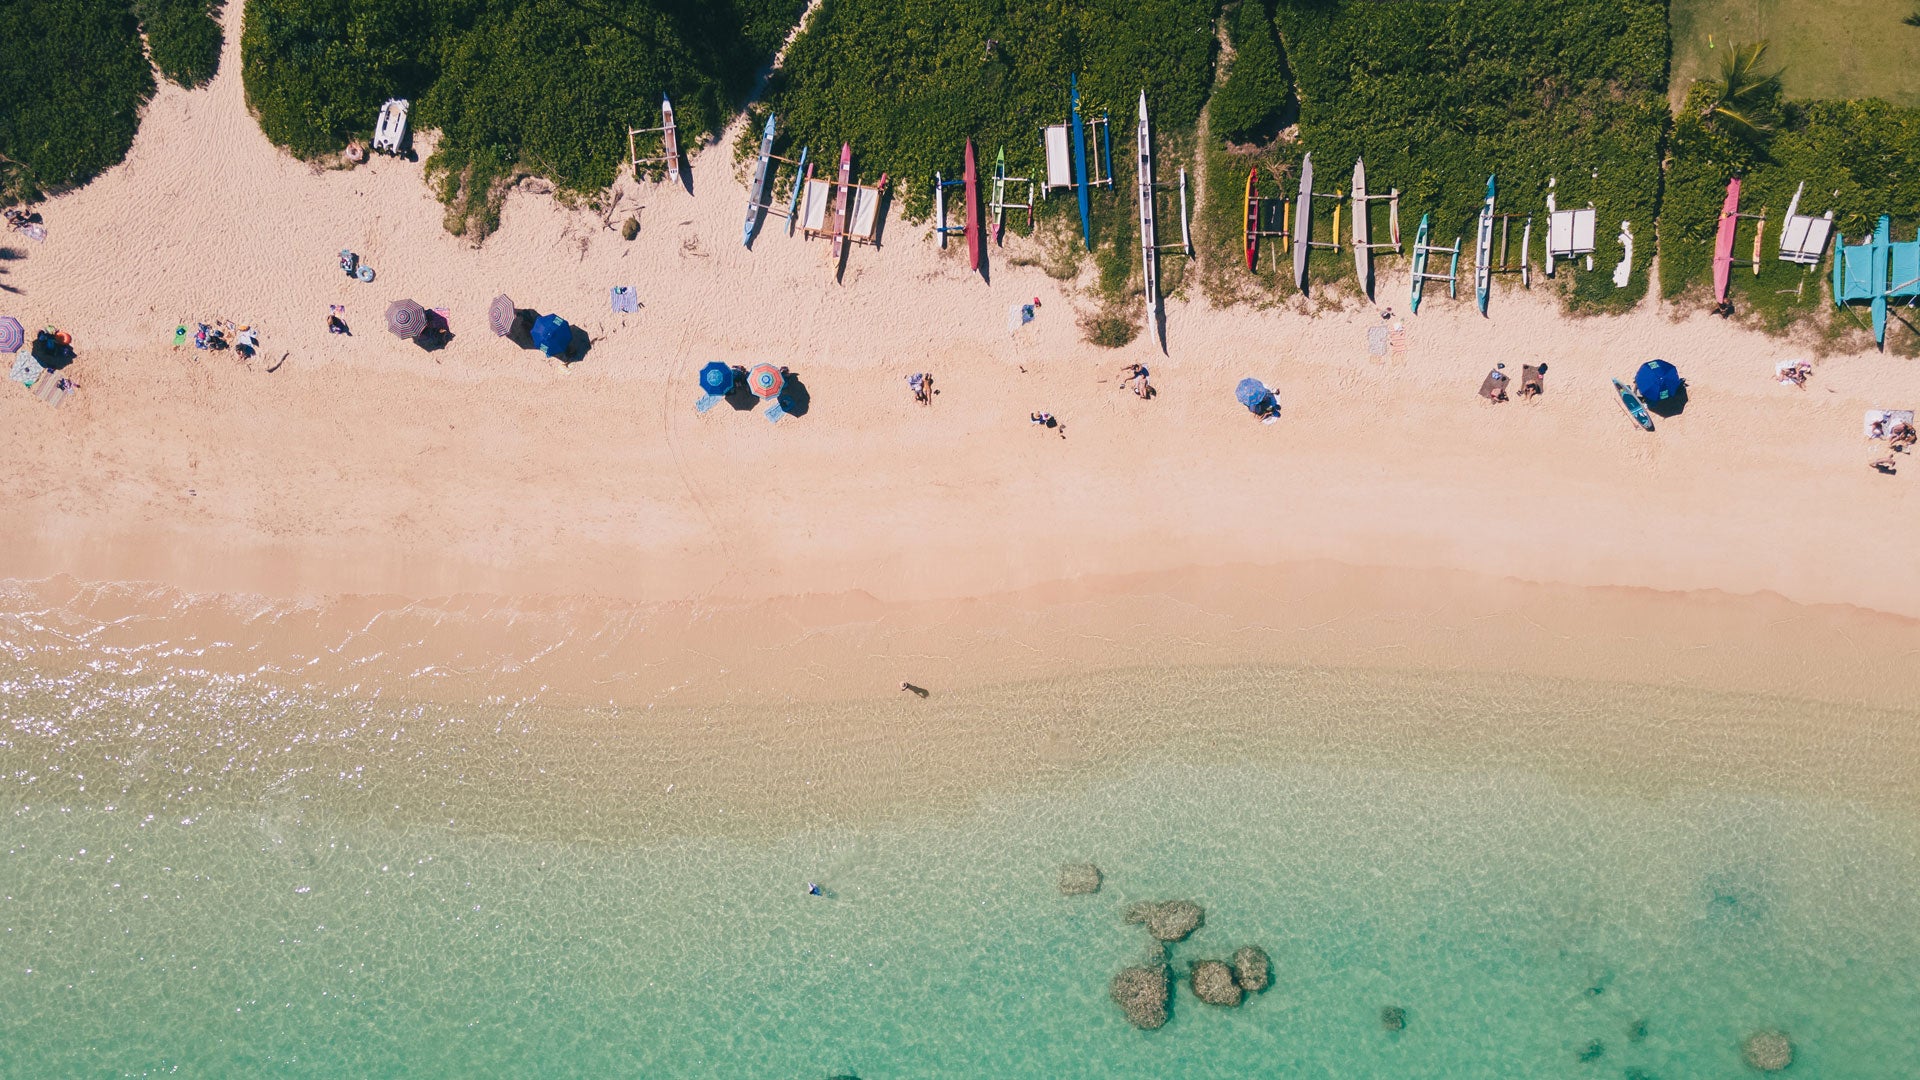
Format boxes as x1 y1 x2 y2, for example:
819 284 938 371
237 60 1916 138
4 8 1919 630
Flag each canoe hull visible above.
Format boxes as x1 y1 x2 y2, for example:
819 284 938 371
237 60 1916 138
1475 175 1495 315
1712 177 1741 303
1072 75 1093 251
1293 153 1313 293
1244 168 1258 271
743 115 775 246
832 143 853 260
1352 158 1370 299
1410 213 1429 313
964 140 982 271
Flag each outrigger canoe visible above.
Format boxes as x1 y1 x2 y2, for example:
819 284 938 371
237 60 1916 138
743 114 775 246
1071 75 1093 251
1137 90 1160 349
1244 167 1259 270
964 139 982 271
831 143 854 260
1475 175 1496 315
1712 177 1741 305
660 96 680 188
1352 158 1371 300
1410 213 1429 313
1293 152 1314 293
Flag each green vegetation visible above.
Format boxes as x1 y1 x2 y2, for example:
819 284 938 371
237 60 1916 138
1197 0 1667 313
241 0 799 237
757 0 1219 343
1694 39 1780 144
761 0 1220 219
1670 0 1920 109
1664 76 1920 350
0 0 155 203
1209 0 1288 144
138 0 226 88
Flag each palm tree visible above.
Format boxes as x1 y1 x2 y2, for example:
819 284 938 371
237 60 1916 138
1699 41 1782 144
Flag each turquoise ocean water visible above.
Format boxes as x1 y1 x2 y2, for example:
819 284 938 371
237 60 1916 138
3 603 1919 1077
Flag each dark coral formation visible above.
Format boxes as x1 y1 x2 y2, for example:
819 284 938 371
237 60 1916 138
1124 900 1203 942
1231 945 1270 993
1110 963 1170 1029
1058 863 1102 896
1189 960 1244 1007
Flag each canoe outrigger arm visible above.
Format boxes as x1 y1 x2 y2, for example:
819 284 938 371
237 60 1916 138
627 94 680 186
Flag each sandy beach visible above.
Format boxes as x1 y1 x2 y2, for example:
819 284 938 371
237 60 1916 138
4 11 1919 650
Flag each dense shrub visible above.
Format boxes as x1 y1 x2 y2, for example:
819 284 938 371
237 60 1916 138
1209 0 1288 143
138 0 225 88
1218 0 1671 313
1665 89 1920 345
241 0 800 233
0 0 155 203
762 0 1222 220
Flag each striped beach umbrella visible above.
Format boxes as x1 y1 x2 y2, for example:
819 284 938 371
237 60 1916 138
0 316 22 354
386 299 426 339
748 363 784 399
488 294 518 337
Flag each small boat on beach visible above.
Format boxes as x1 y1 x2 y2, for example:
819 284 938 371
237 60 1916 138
1475 175 1496 315
1408 213 1460 313
743 115 775 246
1244 166 1259 271
660 96 680 188
831 143 854 260
1293 153 1314 292
964 140 982 271
1712 177 1741 305
1073 75 1094 251
1136 90 1160 349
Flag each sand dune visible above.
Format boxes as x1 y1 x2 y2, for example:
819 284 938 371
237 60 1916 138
3 7 1918 623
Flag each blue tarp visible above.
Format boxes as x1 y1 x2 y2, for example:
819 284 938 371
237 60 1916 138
1634 359 1681 401
1236 377 1275 413
530 313 571 356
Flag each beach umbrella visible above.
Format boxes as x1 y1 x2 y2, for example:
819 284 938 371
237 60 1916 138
0 316 22 354
488 294 519 337
529 313 571 356
748 363 784 399
1634 359 1682 402
386 299 426 339
1235 377 1274 413
699 361 735 395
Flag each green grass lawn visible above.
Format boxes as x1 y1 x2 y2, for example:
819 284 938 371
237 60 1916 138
1670 0 1920 105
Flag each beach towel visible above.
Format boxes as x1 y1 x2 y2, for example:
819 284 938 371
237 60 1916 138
610 286 638 313
1389 324 1408 361
1007 303 1035 330
1479 372 1508 401
1521 365 1544 394
1865 409 1914 438
33 374 72 406
11 353 45 386
173 325 188 348
1776 359 1812 385
1367 325 1389 359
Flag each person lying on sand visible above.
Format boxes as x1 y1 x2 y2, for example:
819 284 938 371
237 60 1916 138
1120 363 1153 399
1870 451 1898 474
1519 363 1546 400
1890 420 1917 448
327 305 350 335
907 372 931 405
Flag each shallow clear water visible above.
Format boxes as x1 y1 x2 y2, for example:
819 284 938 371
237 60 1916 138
3 604 1918 1077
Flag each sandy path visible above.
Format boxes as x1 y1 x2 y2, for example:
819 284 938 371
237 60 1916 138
3 9 1917 620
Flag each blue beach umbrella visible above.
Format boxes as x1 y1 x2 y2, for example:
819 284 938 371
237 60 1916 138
529 313 571 357
0 316 23 354
1634 359 1682 402
1235 377 1275 414
696 361 735 413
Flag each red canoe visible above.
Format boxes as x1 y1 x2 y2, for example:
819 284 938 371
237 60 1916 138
1712 177 1741 304
1244 166 1259 270
832 142 854 260
964 140 983 271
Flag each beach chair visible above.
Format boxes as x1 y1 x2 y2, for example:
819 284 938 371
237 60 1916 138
372 99 409 155
1778 183 1834 266
845 177 888 247
1545 178 1596 276
800 170 835 241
